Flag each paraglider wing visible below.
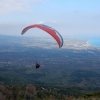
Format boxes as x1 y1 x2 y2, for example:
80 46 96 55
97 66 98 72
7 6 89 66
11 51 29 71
21 24 63 48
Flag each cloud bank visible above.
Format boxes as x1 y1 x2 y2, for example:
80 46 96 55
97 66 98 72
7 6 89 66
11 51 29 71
0 0 45 14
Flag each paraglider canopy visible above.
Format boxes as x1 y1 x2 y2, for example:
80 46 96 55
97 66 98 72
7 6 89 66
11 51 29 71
21 24 63 48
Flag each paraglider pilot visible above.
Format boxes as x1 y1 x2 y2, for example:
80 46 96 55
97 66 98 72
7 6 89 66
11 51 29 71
36 63 40 68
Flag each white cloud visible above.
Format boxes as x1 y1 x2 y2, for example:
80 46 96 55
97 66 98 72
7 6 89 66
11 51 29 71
36 21 57 25
52 20 57 23
0 0 45 14
38 21 45 24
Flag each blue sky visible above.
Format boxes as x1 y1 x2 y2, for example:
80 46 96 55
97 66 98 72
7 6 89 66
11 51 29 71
0 0 100 37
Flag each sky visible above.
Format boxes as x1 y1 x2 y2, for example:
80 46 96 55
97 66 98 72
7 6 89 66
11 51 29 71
0 0 100 38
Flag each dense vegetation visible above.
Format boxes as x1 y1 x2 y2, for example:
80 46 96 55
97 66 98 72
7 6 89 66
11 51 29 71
0 83 100 100
0 49 100 88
